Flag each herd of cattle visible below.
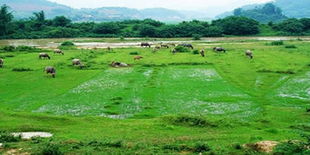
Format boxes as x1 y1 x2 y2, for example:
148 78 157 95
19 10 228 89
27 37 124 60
0 42 253 78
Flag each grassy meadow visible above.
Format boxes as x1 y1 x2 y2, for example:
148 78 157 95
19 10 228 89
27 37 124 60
0 38 309 154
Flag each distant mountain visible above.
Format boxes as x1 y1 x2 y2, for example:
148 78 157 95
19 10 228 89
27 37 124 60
217 0 310 20
0 0 209 22
274 0 310 18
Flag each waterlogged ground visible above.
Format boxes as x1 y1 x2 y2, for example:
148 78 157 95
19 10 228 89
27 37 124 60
0 38 309 154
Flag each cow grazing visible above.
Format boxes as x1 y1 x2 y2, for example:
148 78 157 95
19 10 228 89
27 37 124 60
107 46 113 51
179 44 194 49
0 59 3 68
72 59 81 66
45 66 56 78
213 47 226 53
200 49 205 57
134 56 143 60
141 43 151 48
54 49 64 55
39 53 51 59
161 44 169 48
111 61 129 67
245 50 253 59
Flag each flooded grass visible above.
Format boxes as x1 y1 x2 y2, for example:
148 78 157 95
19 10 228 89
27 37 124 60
0 38 309 154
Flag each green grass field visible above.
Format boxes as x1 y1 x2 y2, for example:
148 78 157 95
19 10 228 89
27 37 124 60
0 38 309 154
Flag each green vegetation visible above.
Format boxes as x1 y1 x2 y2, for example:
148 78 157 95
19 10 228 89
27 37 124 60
0 38 309 154
1 4 310 39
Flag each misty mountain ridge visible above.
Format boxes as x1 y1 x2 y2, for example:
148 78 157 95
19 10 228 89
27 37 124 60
0 0 210 22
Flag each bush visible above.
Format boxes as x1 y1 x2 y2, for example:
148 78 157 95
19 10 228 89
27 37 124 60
192 50 199 55
271 40 284 46
285 45 297 48
193 142 211 153
16 46 36 51
2 46 15 52
129 51 139 55
61 41 75 46
0 131 21 143
273 135 310 155
163 115 216 127
40 143 64 155
174 46 191 53
192 34 202 40
12 68 33 72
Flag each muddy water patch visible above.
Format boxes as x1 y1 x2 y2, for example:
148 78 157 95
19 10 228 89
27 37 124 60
276 72 310 100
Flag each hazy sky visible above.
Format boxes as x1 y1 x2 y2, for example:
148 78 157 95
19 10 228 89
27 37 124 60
49 0 273 11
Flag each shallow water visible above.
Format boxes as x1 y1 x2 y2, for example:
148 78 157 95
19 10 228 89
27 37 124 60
1 36 309 49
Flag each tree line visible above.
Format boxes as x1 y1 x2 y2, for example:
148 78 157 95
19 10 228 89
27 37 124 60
0 5 310 39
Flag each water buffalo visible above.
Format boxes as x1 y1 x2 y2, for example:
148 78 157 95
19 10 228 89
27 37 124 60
141 43 151 48
72 59 81 66
161 44 169 48
134 56 143 60
179 44 194 49
111 61 129 67
0 59 3 68
213 47 226 53
245 50 253 59
200 49 205 57
39 53 51 59
54 49 64 55
107 46 113 51
171 48 177 54
168 43 176 47
45 66 56 78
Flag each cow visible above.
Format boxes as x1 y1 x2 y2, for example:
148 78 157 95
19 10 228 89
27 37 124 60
179 44 194 49
39 53 51 59
171 48 177 54
213 47 226 53
161 44 169 48
0 59 3 68
141 43 151 48
200 49 205 57
107 46 113 51
245 50 253 59
134 56 143 60
168 43 176 47
111 61 129 67
45 66 56 78
72 59 81 66
54 49 64 55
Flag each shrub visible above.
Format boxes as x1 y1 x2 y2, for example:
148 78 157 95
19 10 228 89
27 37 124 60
192 34 202 40
193 142 211 153
2 46 15 52
16 46 36 51
61 41 75 46
174 46 191 53
40 143 64 155
270 40 284 46
285 45 297 48
129 51 139 55
163 115 216 127
12 68 33 72
192 50 199 55
0 131 21 143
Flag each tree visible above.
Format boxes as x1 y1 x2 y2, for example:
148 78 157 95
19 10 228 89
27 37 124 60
0 5 13 36
53 16 71 27
274 18 304 34
300 18 310 31
31 11 46 30
93 22 121 34
212 16 260 35
138 24 157 37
